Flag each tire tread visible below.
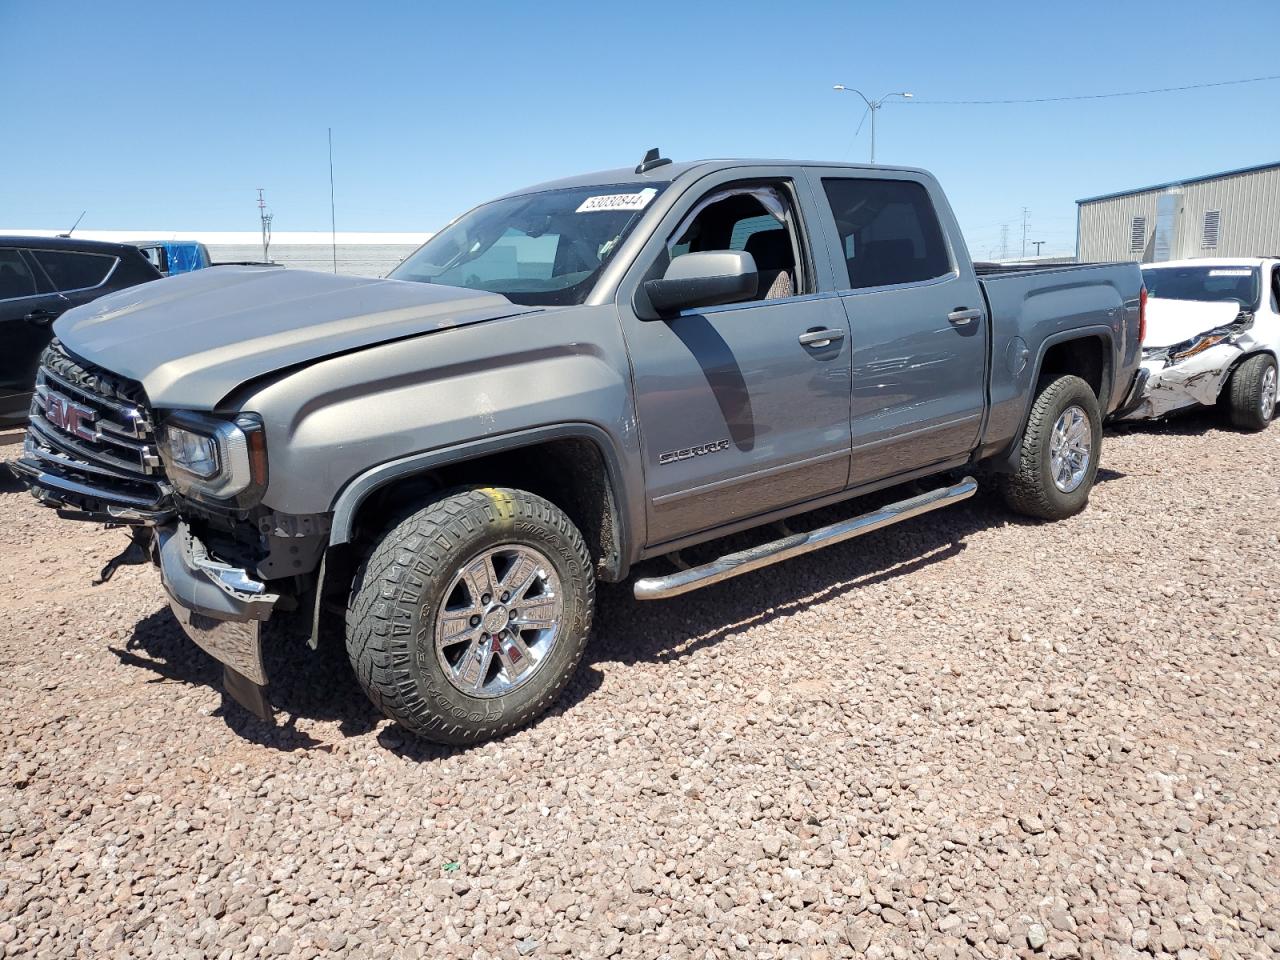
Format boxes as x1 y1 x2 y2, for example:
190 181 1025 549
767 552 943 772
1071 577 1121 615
345 488 594 745
1226 353 1276 432
1000 374 1099 520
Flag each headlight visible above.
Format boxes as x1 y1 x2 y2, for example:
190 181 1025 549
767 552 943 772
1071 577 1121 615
1170 334 1227 362
158 411 267 506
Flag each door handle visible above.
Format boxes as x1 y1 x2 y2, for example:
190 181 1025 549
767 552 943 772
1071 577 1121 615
798 328 846 348
947 307 983 327
24 309 56 325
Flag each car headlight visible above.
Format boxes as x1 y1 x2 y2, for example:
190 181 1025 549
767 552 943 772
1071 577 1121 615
1169 334 1227 362
158 411 268 506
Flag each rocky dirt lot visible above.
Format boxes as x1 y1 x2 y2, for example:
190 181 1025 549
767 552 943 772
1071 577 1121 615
1 415 1278 960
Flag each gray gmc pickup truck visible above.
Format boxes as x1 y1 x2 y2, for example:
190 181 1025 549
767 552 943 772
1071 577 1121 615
13 154 1143 744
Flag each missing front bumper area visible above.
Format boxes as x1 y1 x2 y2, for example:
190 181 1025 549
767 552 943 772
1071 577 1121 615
9 452 175 525
156 522 279 721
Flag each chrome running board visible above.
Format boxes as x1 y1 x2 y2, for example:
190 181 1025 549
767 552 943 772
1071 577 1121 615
632 476 978 600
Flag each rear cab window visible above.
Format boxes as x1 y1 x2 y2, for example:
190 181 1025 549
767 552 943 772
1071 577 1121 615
29 250 117 293
821 178 952 290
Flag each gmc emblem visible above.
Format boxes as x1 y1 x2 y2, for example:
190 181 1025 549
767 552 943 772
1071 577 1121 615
44 390 98 442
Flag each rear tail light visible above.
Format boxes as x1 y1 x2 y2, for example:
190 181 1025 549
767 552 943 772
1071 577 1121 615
1138 285 1148 345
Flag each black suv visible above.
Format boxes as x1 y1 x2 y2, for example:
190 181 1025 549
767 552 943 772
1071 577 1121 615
0 237 162 426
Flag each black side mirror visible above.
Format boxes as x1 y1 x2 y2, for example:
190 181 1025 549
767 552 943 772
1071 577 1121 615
642 251 758 316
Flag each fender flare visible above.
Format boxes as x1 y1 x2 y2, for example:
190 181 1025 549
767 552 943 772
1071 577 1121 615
993 325 1116 473
327 421 634 577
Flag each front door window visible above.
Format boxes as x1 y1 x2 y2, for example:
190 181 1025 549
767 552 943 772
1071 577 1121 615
667 185 804 302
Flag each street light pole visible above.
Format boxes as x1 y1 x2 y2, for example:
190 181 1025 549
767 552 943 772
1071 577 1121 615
832 85 913 164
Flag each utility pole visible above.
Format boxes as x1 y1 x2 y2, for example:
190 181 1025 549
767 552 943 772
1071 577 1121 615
1021 207 1030 259
1031 241 1045 256
1000 224 1009 260
257 188 273 264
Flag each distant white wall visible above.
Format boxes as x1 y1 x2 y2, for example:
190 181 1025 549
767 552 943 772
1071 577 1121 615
0 229 429 278
0 229 431 245
208 244 420 277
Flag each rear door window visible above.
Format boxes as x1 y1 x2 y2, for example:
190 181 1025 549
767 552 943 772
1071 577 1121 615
0 249 38 300
821 178 951 289
29 250 116 292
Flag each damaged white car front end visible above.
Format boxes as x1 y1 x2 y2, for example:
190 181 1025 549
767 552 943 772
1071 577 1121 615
1118 298 1256 420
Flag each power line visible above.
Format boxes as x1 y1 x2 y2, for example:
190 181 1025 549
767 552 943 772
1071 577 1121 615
904 73 1280 105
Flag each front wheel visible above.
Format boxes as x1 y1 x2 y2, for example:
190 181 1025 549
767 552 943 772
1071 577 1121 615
345 487 594 745
1225 353 1277 432
999 374 1102 520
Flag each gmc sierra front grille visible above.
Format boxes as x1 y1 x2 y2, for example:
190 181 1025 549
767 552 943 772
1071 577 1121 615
13 340 174 523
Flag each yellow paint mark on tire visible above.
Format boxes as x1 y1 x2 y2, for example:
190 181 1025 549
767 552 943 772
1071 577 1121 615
479 487 515 527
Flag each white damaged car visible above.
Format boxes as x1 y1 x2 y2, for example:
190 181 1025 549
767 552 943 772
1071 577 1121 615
1116 258 1279 430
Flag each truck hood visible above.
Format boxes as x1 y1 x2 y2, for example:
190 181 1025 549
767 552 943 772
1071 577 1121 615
1143 297 1243 348
54 266 538 408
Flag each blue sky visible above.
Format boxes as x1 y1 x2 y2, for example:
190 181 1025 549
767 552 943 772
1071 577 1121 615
4 0 1279 256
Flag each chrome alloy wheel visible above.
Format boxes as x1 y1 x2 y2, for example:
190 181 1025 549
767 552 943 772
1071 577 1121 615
434 545 564 698
1049 404 1092 493
1261 364 1277 421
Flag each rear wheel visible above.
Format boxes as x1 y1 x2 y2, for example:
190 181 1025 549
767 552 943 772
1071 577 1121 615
345 487 594 745
1225 353 1277 432
999 374 1102 520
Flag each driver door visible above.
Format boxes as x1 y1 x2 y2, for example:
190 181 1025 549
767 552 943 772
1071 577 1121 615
617 170 853 546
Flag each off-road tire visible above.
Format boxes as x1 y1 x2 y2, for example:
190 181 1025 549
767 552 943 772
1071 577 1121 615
999 374 1101 520
1224 353 1277 432
345 487 594 745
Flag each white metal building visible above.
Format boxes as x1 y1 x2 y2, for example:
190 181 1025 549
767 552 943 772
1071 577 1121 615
1077 161 1280 263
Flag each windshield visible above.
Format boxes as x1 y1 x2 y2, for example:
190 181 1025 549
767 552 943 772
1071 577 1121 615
390 183 668 306
1142 265 1260 308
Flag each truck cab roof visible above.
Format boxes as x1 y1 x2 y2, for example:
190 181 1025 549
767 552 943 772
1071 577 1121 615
503 158 934 199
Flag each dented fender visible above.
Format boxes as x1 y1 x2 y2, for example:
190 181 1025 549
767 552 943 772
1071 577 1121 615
1119 343 1250 420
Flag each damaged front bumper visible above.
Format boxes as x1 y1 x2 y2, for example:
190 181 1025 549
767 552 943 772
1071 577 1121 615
1115 344 1242 421
155 522 279 720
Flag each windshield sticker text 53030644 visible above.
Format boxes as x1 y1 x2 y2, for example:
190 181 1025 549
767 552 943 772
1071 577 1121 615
575 188 658 214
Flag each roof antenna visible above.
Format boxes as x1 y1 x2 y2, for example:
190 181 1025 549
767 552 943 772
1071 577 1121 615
58 211 86 238
635 147 672 175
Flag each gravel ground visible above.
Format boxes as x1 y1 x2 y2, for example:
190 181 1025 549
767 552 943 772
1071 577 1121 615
2 414 1279 960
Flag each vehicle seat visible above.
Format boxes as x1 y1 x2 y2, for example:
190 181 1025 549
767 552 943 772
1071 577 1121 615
744 229 795 300
849 239 915 288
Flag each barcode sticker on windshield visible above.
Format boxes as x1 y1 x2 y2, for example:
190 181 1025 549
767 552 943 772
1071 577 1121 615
1209 269 1252 276
576 188 657 213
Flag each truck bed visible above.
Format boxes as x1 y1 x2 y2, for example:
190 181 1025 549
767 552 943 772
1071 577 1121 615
976 260 1141 461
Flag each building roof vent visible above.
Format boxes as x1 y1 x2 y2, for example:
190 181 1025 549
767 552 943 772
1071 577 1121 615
1202 210 1221 249
1130 216 1147 253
